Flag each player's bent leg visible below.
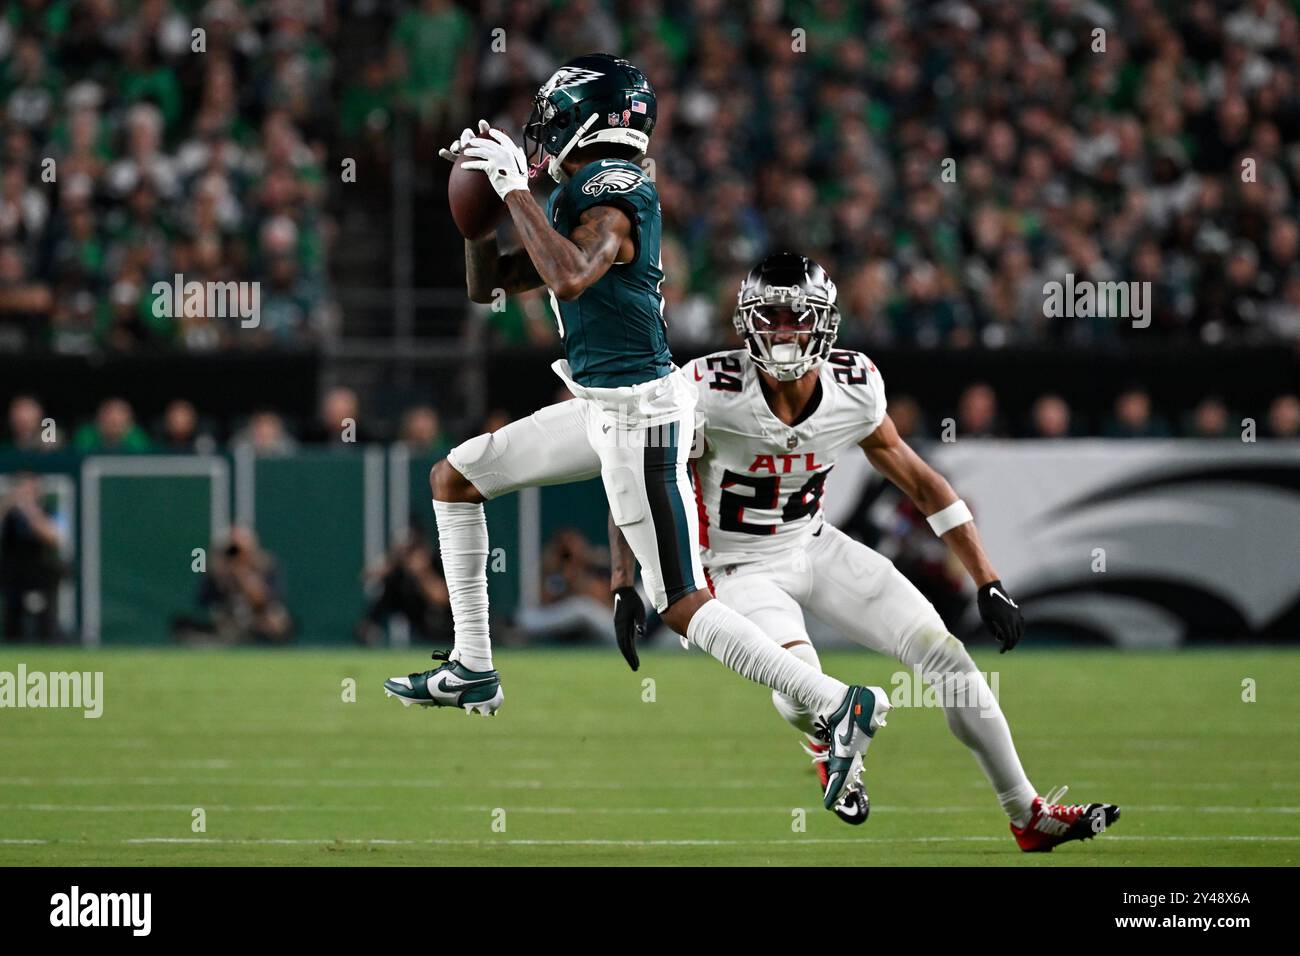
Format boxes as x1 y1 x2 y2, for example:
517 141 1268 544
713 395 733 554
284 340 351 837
388 401 602 715
664 590 887 813
773 642 869 825
804 526 1118 845
706 568 819 734
431 457 484 503
710 567 869 824
908 624 1121 849
805 530 1039 814
770 641 821 737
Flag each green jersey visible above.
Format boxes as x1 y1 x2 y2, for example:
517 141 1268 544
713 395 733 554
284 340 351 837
545 159 672 387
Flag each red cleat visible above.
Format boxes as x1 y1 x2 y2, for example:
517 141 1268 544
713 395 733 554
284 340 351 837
806 740 832 791
1011 786 1120 852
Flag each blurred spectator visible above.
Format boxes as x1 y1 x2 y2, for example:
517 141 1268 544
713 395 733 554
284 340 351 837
73 397 151 452
389 0 474 130
1267 394 1300 438
516 527 615 645
480 408 513 434
398 405 448 457
231 410 299 457
174 526 292 645
1105 388 1173 439
157 399 216 454
5 394 56 451
0 472 66 642
957 383 1004 438
1030 394 1074 439
0 242 52 347
305 386 371 444
1187 396 1235 438
888 395 925 440
356 524 451 646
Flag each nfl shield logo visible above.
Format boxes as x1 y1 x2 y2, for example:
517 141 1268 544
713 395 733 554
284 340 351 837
608 112 620 126
786 434 798 450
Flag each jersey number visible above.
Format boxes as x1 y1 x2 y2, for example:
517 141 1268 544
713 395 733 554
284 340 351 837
828 350 868 385
706 355 743 392
718 469 831 535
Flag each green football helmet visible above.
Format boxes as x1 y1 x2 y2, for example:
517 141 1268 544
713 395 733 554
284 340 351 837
524 53 657 183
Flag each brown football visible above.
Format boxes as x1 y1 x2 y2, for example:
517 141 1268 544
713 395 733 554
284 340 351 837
448 131 507 240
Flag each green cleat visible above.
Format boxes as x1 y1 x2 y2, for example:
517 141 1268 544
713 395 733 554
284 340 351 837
383 651 504 715
815 685 890 812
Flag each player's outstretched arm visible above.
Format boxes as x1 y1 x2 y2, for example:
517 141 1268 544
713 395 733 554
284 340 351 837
608 512 645 671
860 415 1025 651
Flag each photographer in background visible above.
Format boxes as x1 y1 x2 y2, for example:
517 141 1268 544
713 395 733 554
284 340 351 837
356 524 452 646
516 528 617 646
175 526 293 645
0 472 67 642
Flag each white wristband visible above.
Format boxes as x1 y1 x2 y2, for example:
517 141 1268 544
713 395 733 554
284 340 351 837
927 499 973 536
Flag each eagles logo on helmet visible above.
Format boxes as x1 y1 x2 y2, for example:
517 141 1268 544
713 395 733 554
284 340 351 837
524 53 657 182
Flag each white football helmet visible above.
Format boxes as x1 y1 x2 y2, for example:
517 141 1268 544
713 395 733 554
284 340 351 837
733 253 841 381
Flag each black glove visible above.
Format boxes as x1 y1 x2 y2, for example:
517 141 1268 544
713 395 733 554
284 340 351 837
977 580 1024 653
613 585 645 671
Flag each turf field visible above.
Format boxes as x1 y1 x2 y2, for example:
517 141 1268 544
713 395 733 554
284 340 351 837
1 647 1297 866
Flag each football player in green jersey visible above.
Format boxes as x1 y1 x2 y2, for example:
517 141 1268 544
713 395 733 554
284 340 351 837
384 54 888 816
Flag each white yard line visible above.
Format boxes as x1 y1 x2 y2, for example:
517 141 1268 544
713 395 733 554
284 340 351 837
3 835 1294 848
2 802 1300 815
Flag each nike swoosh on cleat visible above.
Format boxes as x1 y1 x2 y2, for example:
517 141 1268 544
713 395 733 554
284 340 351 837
436 675 498 694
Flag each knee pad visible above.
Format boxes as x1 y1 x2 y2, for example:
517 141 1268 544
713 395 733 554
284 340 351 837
449 431 498 470
602 466 645 526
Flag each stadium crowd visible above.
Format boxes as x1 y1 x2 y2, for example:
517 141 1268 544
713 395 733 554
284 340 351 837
0 0 338 353
1 0 1298 437
415 0 1300 352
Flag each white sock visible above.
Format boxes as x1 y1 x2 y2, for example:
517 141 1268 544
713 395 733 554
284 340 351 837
941 673 1037 825
913 632 1037 825
432 499 492 672
687 600 846 716
771 642 823 737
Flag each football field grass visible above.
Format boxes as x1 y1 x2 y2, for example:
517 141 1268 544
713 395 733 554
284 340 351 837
1 647 1297 866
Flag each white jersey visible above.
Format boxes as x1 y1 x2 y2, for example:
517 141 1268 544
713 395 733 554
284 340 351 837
684 348 887 571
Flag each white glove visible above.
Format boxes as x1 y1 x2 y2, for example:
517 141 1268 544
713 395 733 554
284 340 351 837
438 119 489 163
461 127 530 200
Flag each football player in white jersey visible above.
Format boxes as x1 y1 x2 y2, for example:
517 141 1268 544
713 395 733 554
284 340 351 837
610 253 1120 850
